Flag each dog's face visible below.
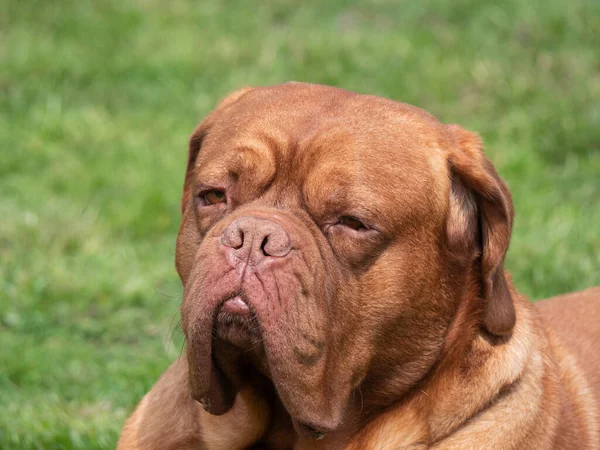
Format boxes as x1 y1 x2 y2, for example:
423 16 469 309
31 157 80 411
176 83 515 437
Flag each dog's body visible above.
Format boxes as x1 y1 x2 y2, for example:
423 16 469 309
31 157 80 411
118 83 599 449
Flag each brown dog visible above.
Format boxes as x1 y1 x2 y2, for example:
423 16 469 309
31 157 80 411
118 82 600 450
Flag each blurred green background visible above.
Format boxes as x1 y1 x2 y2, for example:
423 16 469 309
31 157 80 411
1 0 599 448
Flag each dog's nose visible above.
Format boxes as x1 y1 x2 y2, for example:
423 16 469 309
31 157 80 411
221 217 292 264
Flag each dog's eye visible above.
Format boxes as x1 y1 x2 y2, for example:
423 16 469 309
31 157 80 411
200 189 226 206
337 216 367 231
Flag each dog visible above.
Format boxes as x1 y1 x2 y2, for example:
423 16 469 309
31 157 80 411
118 82 600 449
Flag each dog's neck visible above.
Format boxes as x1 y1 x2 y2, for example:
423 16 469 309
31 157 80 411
341 290 543 450
287 285 543 449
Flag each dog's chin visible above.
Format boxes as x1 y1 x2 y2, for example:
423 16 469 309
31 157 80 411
215 309 261 350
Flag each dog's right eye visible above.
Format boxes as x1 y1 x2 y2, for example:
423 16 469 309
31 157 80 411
337 215 367 231
199 189 226 206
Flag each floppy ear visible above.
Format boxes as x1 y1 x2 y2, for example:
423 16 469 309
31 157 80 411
181 87 255 213
445 125 516 337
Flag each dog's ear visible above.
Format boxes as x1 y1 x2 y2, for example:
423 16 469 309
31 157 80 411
181 87 255 213
445 125 515 337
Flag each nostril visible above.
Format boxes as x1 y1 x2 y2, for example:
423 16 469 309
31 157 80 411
261 229 292 257
260 236 269 256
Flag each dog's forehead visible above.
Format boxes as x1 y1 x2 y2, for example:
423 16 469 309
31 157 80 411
202 84 448 171
196 84 450 217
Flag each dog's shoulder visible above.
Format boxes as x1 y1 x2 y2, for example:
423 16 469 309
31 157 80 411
535 287 600 449
535 286 600 385
117 359 204 450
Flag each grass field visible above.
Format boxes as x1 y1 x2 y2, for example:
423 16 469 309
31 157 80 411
1 0 599 448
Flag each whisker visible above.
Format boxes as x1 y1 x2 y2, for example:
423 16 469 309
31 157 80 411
358 387 364 415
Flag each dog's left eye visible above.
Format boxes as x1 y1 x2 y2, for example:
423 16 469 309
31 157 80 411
337 216 367 231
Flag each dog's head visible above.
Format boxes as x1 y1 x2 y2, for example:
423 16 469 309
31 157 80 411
176 83 514 436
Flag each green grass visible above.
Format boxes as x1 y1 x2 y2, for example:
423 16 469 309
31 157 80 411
1 0 599 448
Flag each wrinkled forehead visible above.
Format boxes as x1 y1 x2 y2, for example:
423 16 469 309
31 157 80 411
195 85 450 222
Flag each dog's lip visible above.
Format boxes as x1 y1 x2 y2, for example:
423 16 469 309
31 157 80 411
221 295 251 316
214 295 261 349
